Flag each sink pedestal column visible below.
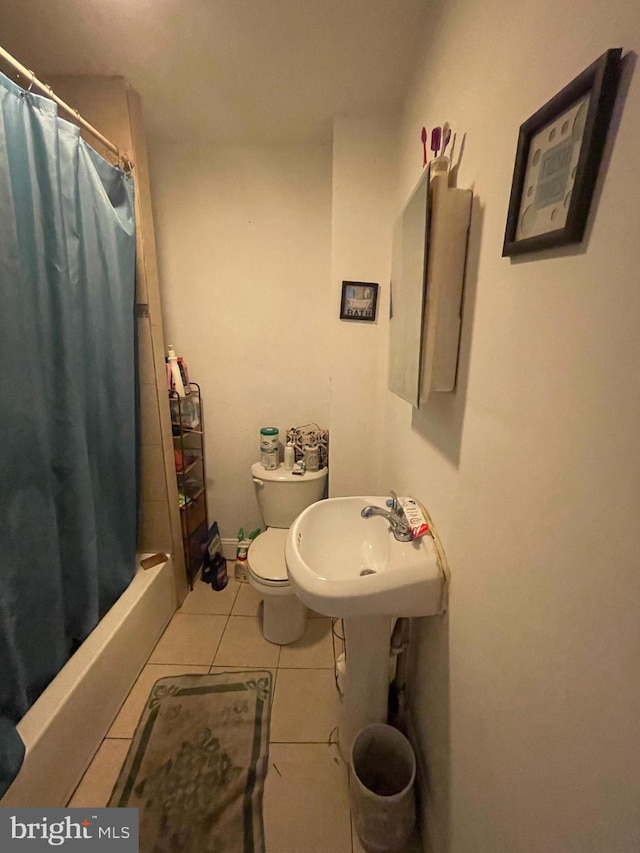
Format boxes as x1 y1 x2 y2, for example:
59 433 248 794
339 615 392 760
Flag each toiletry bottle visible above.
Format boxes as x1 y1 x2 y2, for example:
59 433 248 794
177 357 191 394
234 543 249 583
211 553 228 591
284 442 295 470
167 345 186 397
234 528 248 582
202 547 228 591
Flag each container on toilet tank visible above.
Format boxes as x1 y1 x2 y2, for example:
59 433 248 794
260 427 279 470
260 427 279 452
260 450 278 470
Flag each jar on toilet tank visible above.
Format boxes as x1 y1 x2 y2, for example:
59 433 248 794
260 427 279 470
303 445 320 472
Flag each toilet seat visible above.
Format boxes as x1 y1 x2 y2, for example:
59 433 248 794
247 528 289 585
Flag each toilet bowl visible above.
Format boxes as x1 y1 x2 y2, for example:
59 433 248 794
248 461 328 644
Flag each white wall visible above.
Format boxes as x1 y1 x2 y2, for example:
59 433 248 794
384 1 640 851
150 143 332 538
328 115 397 497
147 6 640 846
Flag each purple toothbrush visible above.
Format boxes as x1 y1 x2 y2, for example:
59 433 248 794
430 126 441 158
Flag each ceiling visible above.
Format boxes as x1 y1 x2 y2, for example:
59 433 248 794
0 0 429 144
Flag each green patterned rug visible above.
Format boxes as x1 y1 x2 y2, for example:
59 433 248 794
109 671 272 853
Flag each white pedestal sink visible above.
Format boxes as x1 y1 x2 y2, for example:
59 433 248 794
285 495 449 758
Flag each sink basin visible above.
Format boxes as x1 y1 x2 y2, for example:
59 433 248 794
285 496 446 618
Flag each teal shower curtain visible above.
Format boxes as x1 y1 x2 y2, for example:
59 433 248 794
0 71 137 796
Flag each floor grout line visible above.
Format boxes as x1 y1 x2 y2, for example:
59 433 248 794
208 598 239 668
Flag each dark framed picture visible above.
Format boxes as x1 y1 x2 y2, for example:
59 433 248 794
339 281 379 322
502 48 621 257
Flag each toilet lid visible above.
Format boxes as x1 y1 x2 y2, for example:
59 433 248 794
248 528 289 583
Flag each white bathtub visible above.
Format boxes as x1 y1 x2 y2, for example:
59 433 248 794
1 554 177 807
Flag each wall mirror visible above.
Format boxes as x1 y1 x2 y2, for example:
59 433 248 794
388 169 430 406
388 160 473 407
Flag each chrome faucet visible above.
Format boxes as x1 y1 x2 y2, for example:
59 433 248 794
361 490 413 541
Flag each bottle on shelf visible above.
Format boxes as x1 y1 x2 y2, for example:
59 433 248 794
167 344 186 397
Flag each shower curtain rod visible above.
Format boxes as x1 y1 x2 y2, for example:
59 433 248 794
0 44 133 171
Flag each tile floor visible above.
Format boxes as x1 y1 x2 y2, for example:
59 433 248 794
68 576 422 852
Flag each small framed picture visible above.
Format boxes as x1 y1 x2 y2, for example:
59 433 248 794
339 281 379 322
502 48 621 257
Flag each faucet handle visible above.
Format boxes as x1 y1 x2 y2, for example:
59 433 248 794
388 490 400 513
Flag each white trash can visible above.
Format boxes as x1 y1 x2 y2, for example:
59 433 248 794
350 723 416 853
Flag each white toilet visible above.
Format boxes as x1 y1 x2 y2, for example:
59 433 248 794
248 461 328 644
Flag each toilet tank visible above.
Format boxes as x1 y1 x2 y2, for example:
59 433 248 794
251 462 328 528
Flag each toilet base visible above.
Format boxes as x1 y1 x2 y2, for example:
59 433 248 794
248 573 307 645
246 526 308 644
262 591 307 645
